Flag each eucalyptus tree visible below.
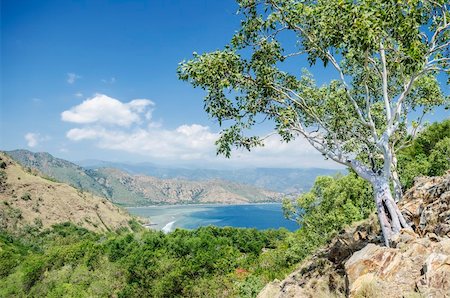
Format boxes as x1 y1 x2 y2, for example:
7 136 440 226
178 0 449 246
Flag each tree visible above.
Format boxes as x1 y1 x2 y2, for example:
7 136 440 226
178 0 449 246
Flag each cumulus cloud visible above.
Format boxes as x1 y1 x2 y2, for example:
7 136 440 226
61 94 154 126
24 133 49 148
67 73 81 84
62 94 339 168
66 124 218 160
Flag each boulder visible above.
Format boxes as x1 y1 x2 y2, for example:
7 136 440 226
345 236 450 297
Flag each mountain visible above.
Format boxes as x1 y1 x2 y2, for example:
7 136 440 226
0 152 136 233
5 150 280 206
78 160 340 193
88 168 279 205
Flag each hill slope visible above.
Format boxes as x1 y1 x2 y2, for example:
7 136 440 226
5 150 281 206
0 153 135 233
5 150 108 197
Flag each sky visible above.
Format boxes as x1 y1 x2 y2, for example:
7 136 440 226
1 0 448 169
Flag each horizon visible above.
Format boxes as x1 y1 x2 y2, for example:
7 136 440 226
1 0 448 170
5 148 343 171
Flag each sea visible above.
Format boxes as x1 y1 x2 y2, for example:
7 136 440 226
126 203 299 233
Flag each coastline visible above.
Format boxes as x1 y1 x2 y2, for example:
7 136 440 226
126 203 296 233
126 201 282 209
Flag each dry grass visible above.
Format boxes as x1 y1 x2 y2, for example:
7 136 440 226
353 274 381 298
0 152 135 233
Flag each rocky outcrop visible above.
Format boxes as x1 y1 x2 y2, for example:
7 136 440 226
258 172 450 298
400 173 450 238
345 230 450 297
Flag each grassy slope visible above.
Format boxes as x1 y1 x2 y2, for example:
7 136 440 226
0 152 136 233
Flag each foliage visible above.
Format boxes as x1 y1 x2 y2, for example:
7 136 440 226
178 0 448 171
397 119 450 189
283 172 374 262
0 223 295 297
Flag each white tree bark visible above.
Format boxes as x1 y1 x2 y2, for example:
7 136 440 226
391 155 403 203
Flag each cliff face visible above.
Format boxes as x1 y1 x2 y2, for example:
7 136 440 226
258 172 450 298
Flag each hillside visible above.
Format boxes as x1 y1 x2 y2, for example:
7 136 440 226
0 152 136 233
5 150 108 198
258 172 450 298
5 150 281 206
84 167 280 205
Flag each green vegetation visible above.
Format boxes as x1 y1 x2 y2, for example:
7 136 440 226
0 173 379 298
0 174 377 297
397 119 450 189
20 193 32 201
283 172 374 262
0 223 295 297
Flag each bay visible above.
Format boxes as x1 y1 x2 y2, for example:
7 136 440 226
127 203 299 232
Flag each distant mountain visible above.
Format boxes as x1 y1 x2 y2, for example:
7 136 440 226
79 160 340 193
5 150 280 206
88 168 279 205
0 152 135 233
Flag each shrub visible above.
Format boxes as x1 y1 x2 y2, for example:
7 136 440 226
21 193 31 201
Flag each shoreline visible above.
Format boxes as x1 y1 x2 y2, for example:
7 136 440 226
126 202 282 209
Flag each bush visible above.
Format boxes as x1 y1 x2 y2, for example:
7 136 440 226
21 193 32 201
397 120 450 189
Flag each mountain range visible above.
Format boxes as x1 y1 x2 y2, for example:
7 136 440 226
78 159 340 193
5 150 285 206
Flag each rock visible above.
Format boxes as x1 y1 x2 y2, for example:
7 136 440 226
345 236 450 297
401 172 450 238
258 216 381 298
390 228 418 248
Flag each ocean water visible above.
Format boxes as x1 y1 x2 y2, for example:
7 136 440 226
127 203 299 232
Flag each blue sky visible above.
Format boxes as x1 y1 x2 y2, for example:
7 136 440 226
1 0 448 169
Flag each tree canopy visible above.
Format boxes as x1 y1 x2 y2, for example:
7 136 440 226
179 0 449 245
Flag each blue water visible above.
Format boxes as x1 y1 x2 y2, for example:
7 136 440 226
127 203 299 232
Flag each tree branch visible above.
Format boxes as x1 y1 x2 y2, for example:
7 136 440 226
379 42 392 123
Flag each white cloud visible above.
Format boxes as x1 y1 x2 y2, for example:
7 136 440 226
66 124 218 160
74 92 83 98
62 94 339 169
61 94 154 127
67 73 81 84
24 133 49 148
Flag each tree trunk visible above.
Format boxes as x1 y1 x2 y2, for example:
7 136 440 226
391 155 403 202
371 178 411 247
